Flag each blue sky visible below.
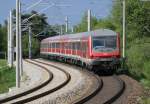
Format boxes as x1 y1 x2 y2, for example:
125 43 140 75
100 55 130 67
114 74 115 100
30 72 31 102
0 0 113 26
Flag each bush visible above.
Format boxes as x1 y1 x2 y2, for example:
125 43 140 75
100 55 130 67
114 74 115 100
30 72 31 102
0 60 15 93
127 43 150 87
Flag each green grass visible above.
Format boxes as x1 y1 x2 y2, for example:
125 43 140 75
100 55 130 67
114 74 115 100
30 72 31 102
126 41 150 104
141 98 150 104
0 59 7 66
127 43 150 88
0 59 16 94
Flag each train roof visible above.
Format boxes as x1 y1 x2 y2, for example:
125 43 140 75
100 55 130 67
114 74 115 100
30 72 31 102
42 29 117 42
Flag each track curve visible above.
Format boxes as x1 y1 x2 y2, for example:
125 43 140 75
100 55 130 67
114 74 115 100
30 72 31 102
11 59 71 104
74 76 103 104
32 59 103 104
103 75 125 104
83 75 126 104
1 59 71 104
38 58 126 104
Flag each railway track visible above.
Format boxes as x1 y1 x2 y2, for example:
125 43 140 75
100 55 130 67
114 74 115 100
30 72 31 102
33 59 103 104
0 59 126 104
74 76 125 104
80 75 125 104
1 59 71 104
38 59 126 104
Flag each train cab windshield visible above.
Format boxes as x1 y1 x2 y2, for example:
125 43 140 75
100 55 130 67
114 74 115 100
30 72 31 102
92 36 117 52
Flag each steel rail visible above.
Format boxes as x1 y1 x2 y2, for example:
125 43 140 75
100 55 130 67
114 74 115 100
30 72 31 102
74 75 125 104
103 75 125 104
74 76 103 104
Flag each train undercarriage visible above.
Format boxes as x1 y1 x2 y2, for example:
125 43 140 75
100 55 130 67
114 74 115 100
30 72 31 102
41 53 121 74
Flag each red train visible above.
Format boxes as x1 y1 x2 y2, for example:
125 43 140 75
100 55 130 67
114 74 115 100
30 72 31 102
40 29 121 72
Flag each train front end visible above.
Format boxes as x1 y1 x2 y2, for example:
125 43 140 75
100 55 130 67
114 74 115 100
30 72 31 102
89 31 121 70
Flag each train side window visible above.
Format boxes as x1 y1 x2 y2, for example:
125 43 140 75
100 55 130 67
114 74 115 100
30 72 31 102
64 42 65 49
56 43 57 48
82 42 86 52
69 42 72 49
73 43 75 50
53 43 55 48
76 42 80 50
70 42 72 49
58 43 60 48
54 43 56 49
75 42 77 50
71 42 73 49
65 43 67 49
51 43 53 48
72 42 75 50
64 42 68 49
56 43 60 48
68 42 71 49
49 43 51 48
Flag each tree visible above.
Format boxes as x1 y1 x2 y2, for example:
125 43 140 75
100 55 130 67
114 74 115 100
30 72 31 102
22 34 39 58
94 19 116 30
74 12 98 33
0 25 7 52
20 11 58 57
126 0 150 39
111 0 150 44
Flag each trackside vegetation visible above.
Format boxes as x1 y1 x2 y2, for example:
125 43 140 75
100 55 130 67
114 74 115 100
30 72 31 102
0 60 15 94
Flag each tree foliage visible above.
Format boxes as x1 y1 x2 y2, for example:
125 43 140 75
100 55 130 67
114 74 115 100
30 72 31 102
74 12 116 33
22 34 39 58
74 12 98 32
0 10 59 58
21 11 58 40
0 25 7 52
111 0 150 43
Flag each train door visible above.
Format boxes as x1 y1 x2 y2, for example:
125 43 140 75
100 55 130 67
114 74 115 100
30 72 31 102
62 41 64 54
72 42 76 56
71 42 73 56
81 41 86 58
86 41 89 58
60 41 63 54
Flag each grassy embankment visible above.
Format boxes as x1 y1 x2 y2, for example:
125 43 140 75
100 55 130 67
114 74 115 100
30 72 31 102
0 59 15 94
126 38 150 103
